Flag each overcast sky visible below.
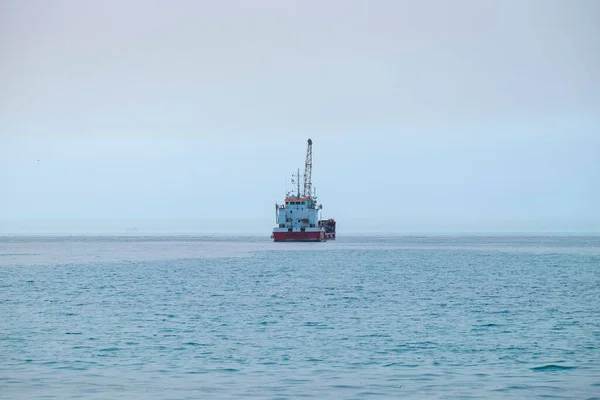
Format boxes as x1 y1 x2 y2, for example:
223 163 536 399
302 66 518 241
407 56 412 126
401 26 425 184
1 0 599 233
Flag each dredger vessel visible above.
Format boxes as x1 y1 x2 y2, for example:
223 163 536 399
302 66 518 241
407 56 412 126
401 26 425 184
272 139 336 242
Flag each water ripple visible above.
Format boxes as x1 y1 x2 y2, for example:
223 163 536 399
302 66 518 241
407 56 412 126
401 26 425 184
0 235 599 398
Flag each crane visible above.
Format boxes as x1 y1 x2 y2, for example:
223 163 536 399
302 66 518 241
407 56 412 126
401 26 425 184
303 138 313 198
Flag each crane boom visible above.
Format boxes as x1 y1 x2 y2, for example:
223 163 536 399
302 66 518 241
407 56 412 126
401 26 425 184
303 138 313 198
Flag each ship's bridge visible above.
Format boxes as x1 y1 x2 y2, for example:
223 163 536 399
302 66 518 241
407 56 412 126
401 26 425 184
275 196 322 231
281 197 319 208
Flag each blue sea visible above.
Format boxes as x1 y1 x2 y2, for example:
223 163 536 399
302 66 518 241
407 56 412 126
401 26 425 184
1 235 599 399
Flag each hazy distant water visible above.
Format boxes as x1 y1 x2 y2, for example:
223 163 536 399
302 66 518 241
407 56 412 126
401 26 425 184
1 235 599 399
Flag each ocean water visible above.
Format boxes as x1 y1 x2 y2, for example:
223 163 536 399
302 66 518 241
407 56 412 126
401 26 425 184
1 235 599 399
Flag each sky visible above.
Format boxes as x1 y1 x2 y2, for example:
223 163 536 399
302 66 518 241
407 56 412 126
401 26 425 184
1 0 599 234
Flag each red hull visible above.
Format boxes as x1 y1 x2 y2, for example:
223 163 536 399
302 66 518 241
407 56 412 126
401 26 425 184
273 231 325 242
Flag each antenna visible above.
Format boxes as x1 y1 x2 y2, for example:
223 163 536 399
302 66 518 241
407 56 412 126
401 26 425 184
297 168 301 197
290 172 295 197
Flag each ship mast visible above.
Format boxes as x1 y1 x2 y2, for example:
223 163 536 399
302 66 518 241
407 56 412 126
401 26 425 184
297 168 301 197
303 138 313 199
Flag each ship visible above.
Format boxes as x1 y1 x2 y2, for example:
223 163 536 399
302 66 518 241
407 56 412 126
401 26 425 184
272 139 336 242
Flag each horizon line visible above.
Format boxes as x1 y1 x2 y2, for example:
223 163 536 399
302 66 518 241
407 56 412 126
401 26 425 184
0 231 598 237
